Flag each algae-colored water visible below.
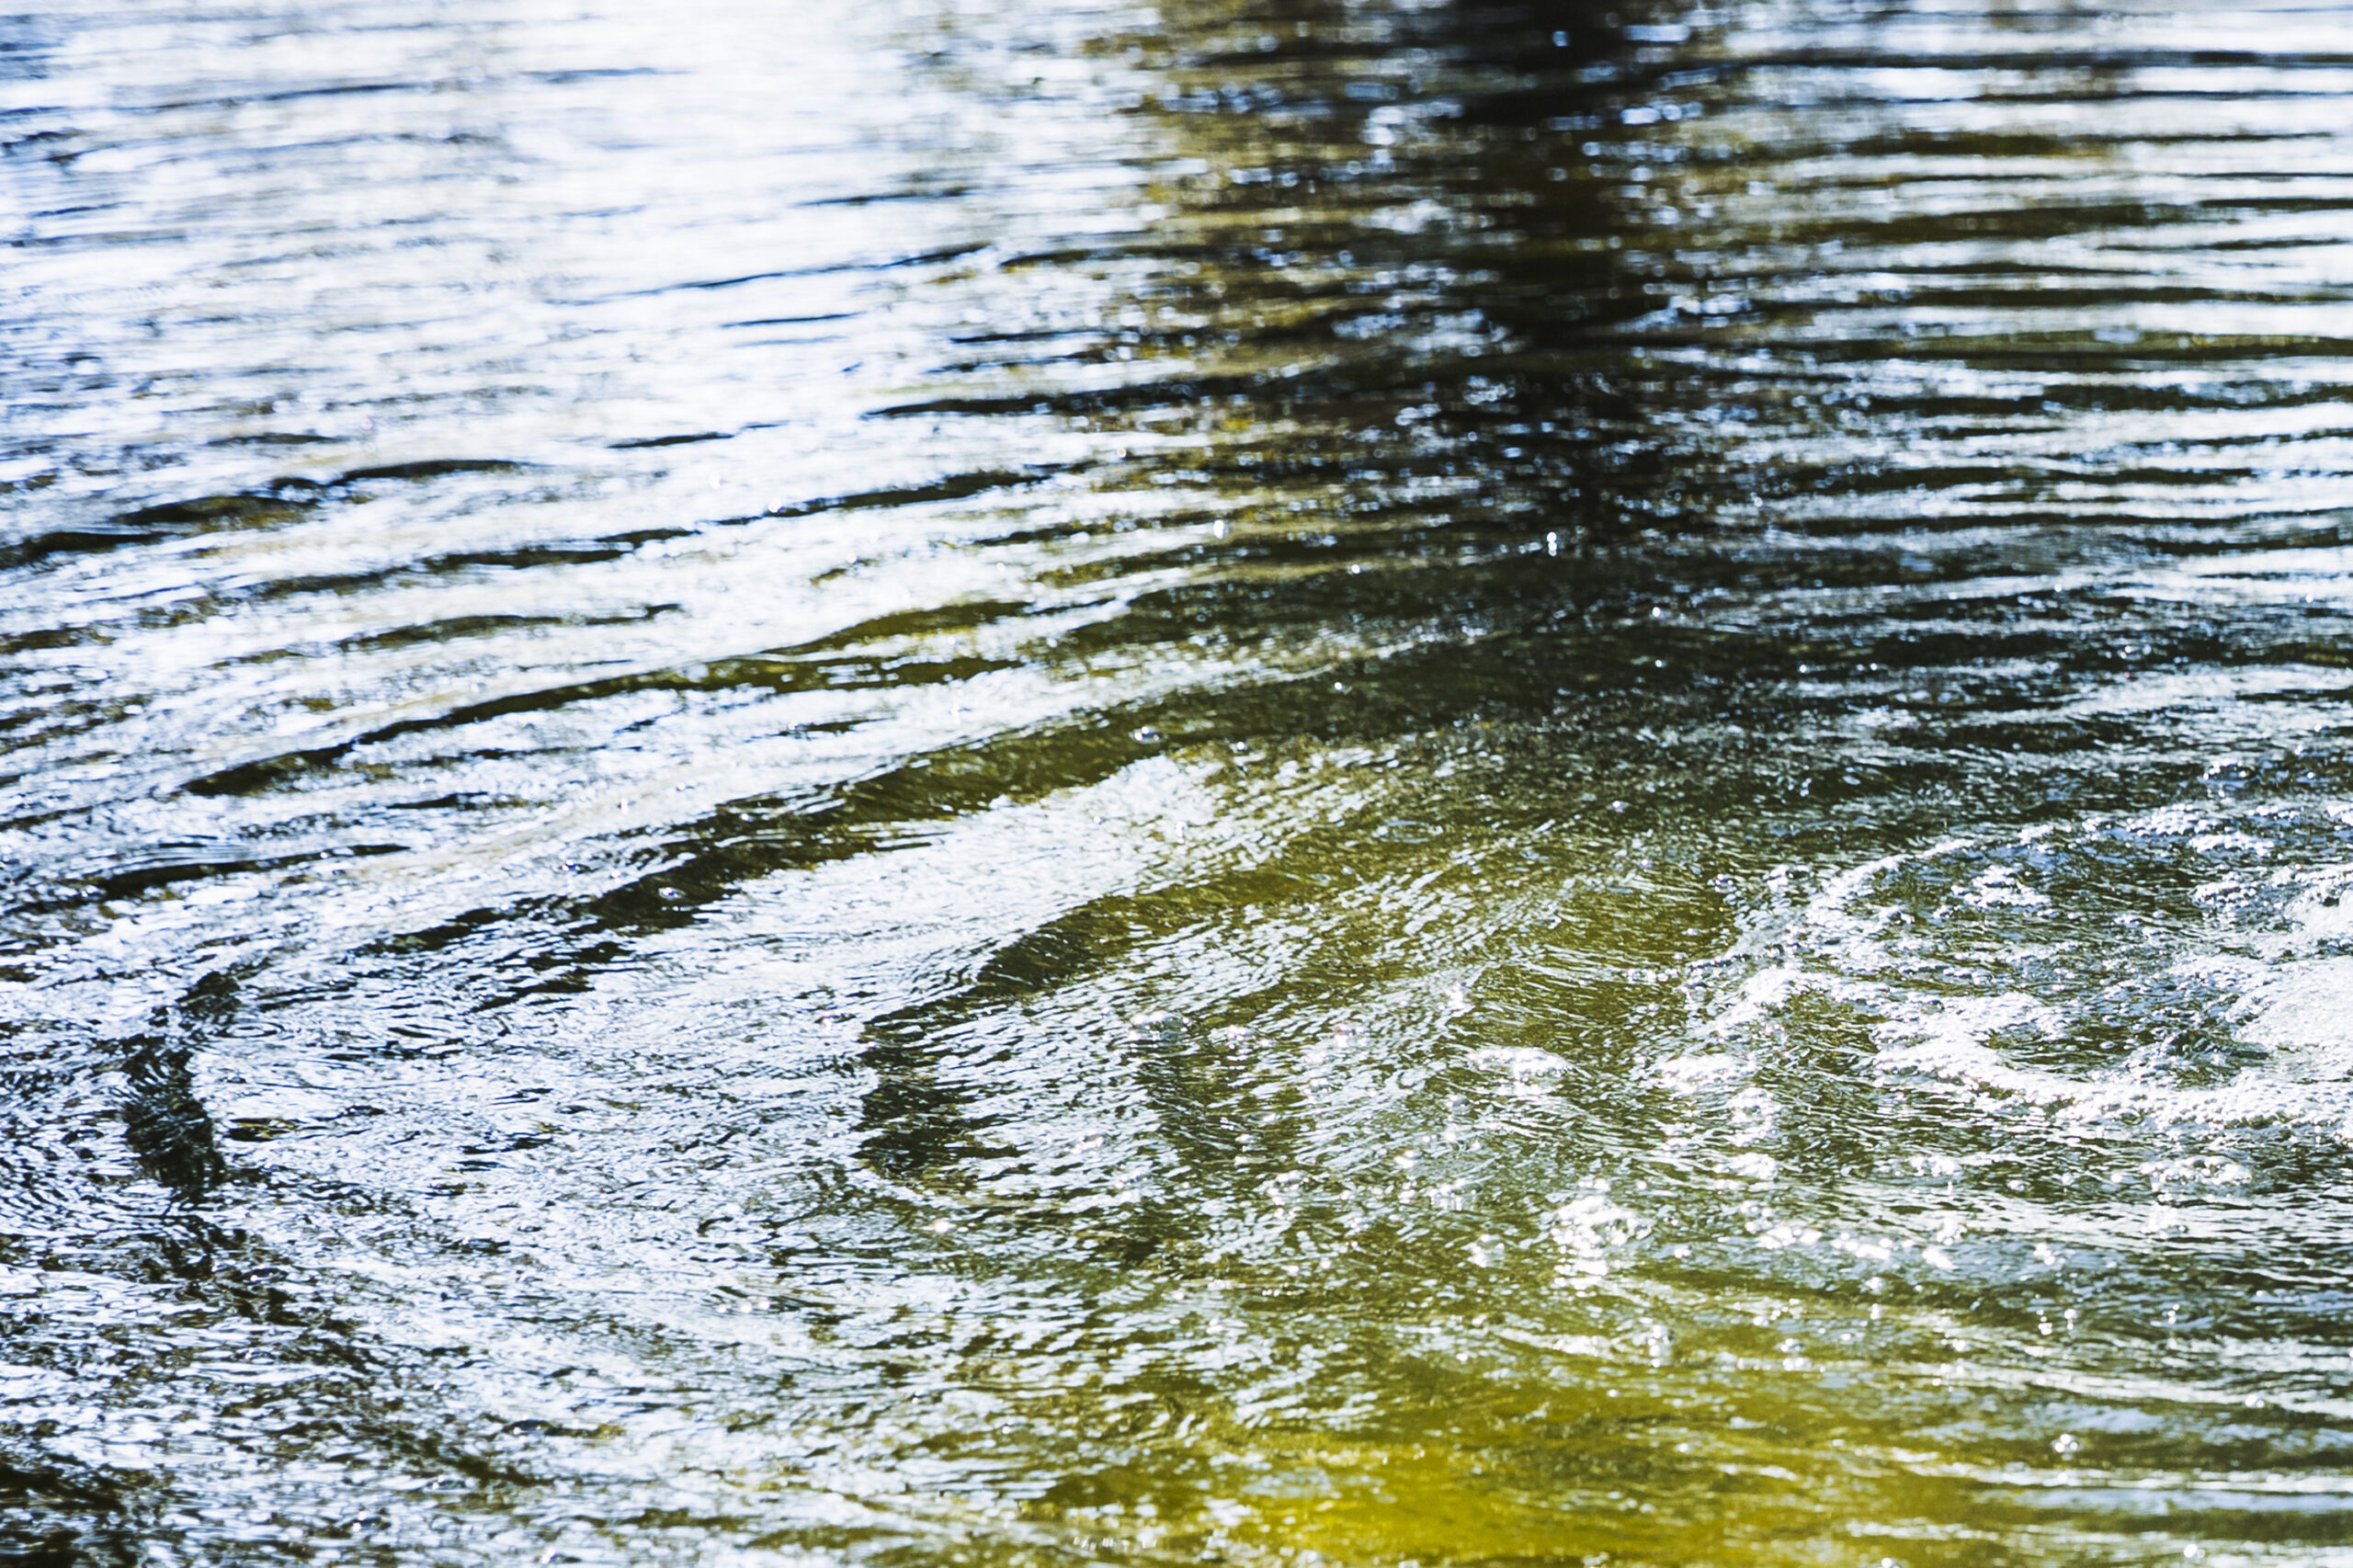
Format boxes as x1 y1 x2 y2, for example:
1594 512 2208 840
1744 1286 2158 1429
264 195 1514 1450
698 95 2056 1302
7 0 2353 1562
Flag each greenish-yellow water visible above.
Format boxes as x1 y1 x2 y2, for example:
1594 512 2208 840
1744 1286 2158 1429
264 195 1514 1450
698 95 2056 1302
6 0 2353 1562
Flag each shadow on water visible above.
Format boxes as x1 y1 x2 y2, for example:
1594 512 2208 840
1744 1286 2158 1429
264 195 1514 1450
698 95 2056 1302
9 0 2353 1561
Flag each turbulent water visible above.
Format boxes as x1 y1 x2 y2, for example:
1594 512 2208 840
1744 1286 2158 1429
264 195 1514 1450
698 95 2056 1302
6 0 2353 1562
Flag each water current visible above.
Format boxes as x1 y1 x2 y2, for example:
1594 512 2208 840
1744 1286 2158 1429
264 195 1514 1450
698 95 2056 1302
7 0 2353 1562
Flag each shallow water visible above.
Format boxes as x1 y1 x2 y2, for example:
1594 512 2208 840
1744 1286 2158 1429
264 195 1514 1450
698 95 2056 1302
7 0 2353 1562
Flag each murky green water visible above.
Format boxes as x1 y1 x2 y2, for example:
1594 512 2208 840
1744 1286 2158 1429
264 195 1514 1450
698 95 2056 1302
7 0 2353 1562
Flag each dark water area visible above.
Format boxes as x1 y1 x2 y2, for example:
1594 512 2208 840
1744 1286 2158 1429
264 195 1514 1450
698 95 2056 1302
7 0 2353 1562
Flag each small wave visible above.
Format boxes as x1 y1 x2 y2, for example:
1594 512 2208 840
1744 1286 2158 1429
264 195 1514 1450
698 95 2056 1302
1687 800 2353 1158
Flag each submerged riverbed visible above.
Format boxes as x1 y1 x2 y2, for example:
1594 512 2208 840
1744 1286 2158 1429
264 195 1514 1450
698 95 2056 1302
7 0 2353 1562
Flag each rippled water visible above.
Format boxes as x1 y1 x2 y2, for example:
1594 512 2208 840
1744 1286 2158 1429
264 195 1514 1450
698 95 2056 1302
8 0 2353 1561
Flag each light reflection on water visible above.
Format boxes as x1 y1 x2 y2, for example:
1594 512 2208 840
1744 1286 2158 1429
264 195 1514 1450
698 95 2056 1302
7 0 2353 1561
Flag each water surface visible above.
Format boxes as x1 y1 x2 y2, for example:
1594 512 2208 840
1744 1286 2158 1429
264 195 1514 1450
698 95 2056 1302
7 0 2353 1562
